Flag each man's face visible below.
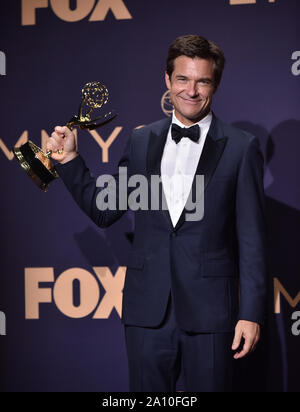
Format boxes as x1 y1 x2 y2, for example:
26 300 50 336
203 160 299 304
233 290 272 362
165 56 217 126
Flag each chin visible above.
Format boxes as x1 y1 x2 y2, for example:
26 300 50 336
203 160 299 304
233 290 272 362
182 111 203 122
178 105 206 119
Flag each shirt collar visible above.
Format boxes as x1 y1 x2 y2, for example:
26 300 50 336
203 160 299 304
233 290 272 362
171 110 212 129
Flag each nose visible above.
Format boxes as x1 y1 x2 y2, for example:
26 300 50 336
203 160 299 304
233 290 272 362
186 81 198 97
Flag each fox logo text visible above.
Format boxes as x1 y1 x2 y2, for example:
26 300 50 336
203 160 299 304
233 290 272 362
25 267 126 319
22 0 133 26
229 0 275 4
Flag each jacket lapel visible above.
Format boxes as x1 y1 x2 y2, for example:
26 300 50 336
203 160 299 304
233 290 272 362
146 118 173 230
174 114 228 231
146 118 171 178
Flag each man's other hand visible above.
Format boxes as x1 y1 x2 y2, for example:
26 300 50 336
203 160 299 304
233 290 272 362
231 320 260 359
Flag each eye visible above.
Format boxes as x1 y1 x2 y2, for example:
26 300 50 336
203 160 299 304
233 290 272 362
199 79 213 86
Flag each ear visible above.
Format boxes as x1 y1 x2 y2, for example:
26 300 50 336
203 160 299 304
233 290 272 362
165 72 171 90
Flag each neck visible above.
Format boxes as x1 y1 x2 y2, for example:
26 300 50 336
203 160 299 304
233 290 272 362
174 108 211 126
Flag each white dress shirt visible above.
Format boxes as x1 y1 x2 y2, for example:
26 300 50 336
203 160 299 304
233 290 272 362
161 111 212 227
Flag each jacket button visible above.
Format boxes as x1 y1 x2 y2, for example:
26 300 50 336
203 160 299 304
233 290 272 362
171 232 177 238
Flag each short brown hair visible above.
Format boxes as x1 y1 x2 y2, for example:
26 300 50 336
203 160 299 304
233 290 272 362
166 35 226 87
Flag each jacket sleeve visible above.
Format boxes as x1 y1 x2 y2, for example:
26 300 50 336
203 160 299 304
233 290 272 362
235 136 267 325
54 134 132 229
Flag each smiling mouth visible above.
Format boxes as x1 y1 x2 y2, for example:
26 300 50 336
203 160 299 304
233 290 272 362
180 97 202 104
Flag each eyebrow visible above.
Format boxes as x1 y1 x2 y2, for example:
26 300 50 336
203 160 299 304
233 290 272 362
175 75 213 83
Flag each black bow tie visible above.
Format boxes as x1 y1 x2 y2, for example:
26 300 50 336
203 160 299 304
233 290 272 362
171 123 200 144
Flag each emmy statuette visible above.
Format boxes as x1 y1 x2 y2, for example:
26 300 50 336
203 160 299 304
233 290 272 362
13 82 117 192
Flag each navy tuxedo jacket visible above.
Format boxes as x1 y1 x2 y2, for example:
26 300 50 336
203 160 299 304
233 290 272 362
56 114 267 333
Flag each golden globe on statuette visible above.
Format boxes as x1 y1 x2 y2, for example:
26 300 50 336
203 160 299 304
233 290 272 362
13 81 117 192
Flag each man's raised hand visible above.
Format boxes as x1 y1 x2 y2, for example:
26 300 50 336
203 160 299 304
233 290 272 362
47 126 78 164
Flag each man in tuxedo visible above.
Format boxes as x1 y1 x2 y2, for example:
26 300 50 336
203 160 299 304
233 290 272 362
48 35 266 392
